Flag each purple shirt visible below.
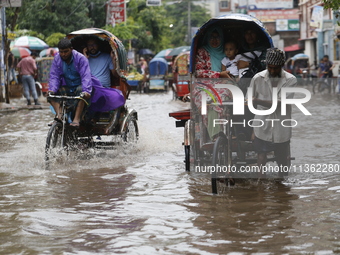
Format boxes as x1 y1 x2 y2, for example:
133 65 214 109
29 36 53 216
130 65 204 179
48 50 92 94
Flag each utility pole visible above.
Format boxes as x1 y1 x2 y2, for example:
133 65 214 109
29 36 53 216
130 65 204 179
187 0 191 44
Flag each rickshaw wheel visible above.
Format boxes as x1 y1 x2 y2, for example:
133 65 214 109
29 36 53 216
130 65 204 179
184 145 190 171
122 117 139 143
45 121 64 168
211 135 232 194
315 80 331 94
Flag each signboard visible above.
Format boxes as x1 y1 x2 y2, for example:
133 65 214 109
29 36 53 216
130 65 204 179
7 32 15 40
238 0 292 10
106 0 125 26
0 0 21 7
248 9 299 22
146 0 161 6
310 6 323 29
276 19 300 31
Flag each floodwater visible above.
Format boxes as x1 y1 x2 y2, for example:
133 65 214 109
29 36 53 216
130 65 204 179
0 89 340 254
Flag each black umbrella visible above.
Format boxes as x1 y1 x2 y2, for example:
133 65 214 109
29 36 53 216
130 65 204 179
138 48 154 55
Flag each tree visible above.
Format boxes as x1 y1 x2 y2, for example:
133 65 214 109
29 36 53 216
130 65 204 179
16 0 94 37
322 0 340 10
46 33 67 47
6 0 211 52
164 0 210 46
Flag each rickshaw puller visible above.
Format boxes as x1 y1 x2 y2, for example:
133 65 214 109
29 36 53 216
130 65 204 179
249 48 297 178
48 38 92 127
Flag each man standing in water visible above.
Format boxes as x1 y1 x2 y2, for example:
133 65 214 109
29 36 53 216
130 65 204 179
249 48 297 178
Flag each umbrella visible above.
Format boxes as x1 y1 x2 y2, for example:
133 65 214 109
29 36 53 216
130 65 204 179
167 46 191 59
11 47 31 58
154 48 173 59
39 47 59 57
138 48 154 55
11 36 49 50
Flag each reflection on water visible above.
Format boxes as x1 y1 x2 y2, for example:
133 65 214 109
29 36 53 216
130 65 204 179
0 92 339 254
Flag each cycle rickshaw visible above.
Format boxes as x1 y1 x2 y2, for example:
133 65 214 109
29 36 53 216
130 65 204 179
172 51 190 100
284 53 310 86
169 14 292 194
36 57 54 96
145 57 169 92
45 28 139 168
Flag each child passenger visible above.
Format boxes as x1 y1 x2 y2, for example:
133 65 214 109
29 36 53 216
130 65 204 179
221 41 241 79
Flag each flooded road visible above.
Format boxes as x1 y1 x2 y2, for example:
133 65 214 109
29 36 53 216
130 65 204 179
0 90 340 254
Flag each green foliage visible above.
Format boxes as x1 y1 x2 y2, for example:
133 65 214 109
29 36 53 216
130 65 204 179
164 0 210 46
6 0 212 52
17 0 93 36
46 33 67 47
322 0 340 10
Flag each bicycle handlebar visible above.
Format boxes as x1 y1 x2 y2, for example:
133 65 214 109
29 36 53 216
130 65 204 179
47 92 85 100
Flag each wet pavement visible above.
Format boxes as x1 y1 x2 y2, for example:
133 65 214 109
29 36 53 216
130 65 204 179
0 90 340 254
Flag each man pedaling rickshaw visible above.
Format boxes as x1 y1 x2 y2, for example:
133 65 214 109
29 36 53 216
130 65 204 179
48 38 125 127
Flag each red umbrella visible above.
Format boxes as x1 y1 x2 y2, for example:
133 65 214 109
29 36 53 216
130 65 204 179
39 47 59 57
11 47 31 58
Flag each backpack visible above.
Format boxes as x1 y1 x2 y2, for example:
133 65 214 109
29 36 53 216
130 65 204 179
238 51 266 95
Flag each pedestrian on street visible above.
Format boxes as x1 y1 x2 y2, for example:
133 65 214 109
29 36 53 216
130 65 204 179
8 51 18 84
17 52 40 105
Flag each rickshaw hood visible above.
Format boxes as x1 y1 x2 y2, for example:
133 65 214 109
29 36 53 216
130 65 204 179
189 13 273 73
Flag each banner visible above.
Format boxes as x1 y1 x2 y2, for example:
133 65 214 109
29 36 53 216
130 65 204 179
276 19 300 31
106 0 125 26
238 0 293 10
248 9 299 22
310 6 323 29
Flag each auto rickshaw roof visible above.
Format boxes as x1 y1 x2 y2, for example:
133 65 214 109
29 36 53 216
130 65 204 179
189 13 273 73
67 28 128 71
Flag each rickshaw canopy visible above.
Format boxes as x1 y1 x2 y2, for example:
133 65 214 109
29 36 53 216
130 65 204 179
291 53 309 60
67 28 128 73
174 51 190 76
67 28 131 99
149 57 168 76
189 13 274 73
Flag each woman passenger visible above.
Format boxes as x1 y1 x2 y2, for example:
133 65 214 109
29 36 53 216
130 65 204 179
193 26 235 141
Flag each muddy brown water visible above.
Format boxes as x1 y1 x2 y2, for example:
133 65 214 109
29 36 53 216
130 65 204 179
0 90 339 254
